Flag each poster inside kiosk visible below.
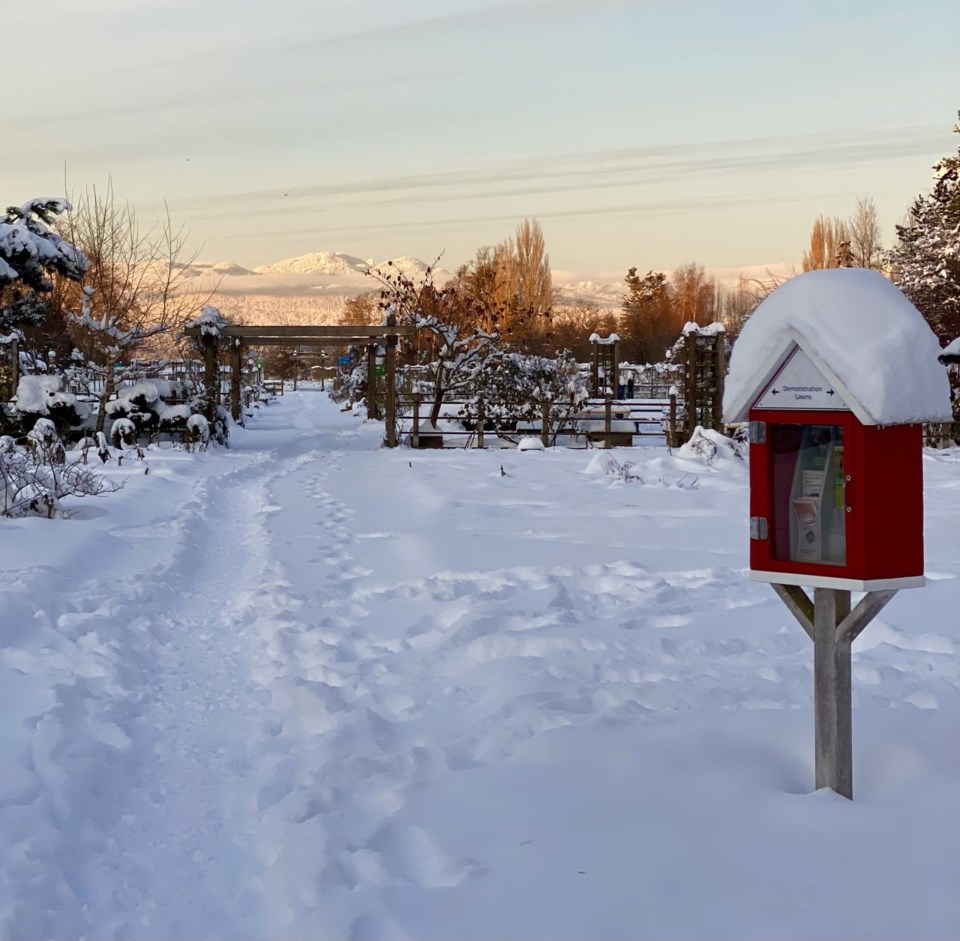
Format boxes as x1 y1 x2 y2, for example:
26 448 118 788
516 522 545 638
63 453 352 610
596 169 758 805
771 424 846 566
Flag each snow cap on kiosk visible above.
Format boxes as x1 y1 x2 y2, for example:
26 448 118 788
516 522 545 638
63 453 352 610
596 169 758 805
723 268 952 425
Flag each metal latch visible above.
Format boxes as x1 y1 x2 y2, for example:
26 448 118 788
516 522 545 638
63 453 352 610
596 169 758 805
748 421 766 444
750 516 768 539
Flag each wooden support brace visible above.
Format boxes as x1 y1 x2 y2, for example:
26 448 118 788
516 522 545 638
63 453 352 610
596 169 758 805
836 590 898 644
771 583 814 640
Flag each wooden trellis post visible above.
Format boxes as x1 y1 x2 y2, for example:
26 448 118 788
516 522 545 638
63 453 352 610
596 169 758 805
202 333 219 422
366 343 380 421
10 337 19 396
384 313 397 448
411 392 421 449
230 339 243 421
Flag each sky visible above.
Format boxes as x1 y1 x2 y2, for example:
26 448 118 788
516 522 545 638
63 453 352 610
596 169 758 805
7 0 959 279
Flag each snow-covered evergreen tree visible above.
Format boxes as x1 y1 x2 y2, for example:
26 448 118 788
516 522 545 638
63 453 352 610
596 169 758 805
0 199 88 292
888 116 960 341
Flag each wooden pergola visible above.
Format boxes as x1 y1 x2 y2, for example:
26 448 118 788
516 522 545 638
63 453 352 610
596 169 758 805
184 319 415 447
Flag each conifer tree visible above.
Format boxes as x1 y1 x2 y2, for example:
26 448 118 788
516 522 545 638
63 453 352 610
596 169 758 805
888 115 960 341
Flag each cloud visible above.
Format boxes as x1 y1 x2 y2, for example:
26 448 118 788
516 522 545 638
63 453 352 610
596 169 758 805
168 123 947 222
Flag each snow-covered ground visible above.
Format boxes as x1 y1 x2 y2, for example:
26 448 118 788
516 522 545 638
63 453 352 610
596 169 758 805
1 389 957 941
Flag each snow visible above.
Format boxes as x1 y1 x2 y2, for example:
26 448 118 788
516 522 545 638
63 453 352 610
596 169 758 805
939 336 960 363
186 413 210 440
724 269 953 424
682 320 725 335
185 304 231 337
0 390 957 940
12 374 80 415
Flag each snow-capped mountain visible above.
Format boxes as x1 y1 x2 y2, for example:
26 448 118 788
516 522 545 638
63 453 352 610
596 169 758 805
254 252 371 276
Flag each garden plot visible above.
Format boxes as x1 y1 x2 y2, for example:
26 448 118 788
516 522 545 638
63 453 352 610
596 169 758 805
0 389 956 941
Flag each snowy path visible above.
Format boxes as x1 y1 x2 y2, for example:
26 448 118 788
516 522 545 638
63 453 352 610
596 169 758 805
1 391 957 941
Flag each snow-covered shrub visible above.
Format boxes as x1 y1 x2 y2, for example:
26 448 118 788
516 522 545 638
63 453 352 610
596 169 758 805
11 374 90 435
0 435 119 518
110 417 137 448
461 350 588 445
102 379 200 442
584 451 644 482
517 437 545 452
95 431 110 463
156 402 192 432
27 417 65 464
185 413 210 447
677 426 744 465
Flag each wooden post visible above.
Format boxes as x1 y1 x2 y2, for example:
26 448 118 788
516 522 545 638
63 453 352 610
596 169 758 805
541 401 550 447
10 336 19 395
713 333 726 431
769 584 899 800
604 394 613 449
813 588 852 798
366 344 379 420
412 392 420 449
476 399 485 449
384 315 397 448
684 331 698 442
230 339 242 422
591 342 599 398
612 340 621 399
202 334 218 422
668 389 678 448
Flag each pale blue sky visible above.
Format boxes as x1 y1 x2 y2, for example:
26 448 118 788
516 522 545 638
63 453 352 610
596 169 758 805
8 0 958 276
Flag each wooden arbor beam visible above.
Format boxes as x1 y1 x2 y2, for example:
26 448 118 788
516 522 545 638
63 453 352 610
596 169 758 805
184 324 416 340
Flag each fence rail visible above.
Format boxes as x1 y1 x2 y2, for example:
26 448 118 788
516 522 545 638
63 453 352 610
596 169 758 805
398 394 679 449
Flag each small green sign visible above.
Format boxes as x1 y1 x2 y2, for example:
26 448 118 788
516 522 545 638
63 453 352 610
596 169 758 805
255 359 265 368
375 365 385 377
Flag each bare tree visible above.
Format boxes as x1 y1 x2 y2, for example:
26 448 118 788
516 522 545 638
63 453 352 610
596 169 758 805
340 292 378 326
456 219 555 348
56 182 206 433
670 262 716 329
367 260 501 427
56 182 210 363
802 216 851 271
849 197 883 269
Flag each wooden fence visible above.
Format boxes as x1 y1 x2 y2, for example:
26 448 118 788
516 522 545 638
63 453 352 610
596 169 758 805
400 394 679 449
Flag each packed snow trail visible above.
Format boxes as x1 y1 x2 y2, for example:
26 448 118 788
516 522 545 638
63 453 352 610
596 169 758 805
1 390 956 941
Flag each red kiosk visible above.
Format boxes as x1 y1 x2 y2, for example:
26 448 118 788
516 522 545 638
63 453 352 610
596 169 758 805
724 269 952 798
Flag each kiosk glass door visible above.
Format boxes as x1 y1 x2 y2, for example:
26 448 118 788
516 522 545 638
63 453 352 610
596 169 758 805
770 423 846 566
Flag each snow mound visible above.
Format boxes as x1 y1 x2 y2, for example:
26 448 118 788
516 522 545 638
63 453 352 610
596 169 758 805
13 375 81 415
724 269 952 424
518 437 545 452
676 426 744 465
